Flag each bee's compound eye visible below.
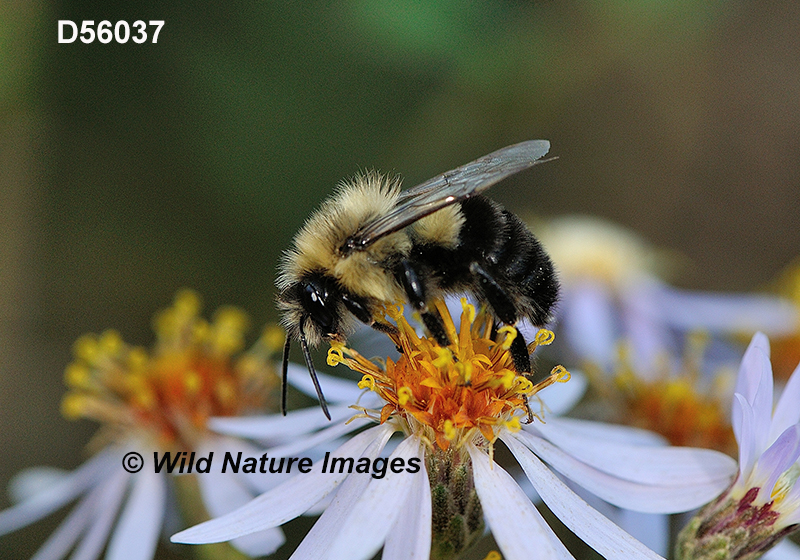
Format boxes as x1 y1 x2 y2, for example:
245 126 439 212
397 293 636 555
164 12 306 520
301 279 336 332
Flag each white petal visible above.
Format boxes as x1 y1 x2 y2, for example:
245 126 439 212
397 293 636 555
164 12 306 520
326 437 426 560
382 451 431 560
196 458 262 517
531 416 666 447
734 333 774 454
105 468 166 560
265 415 373 458
287 433 394 560
733 393 757 480
230 529 286 558
194 439 287 557
772 360 800 443
560 281 618 368
656 288 798 336
197 436 292 494
69 470 130 560
538 370 587 415
30 494 94 560
209 404 357 440
0 449 117 535
763 539 800 560
756 424 800 503
467 444 573 560
620 282 677 375
8 467 70 504
517 431 732 513
568 487 669 557
503 432 664 560
30 469 128 560
286 363 365 403
171 424 395 544
530 418 736 485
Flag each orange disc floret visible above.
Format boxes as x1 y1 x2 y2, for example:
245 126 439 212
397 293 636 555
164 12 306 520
329 298 569 451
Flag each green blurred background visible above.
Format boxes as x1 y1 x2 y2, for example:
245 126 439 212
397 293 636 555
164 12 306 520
2 1 800 558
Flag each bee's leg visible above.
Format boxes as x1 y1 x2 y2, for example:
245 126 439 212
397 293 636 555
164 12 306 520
420 311 449 348
469 262 532 373
396 260 450 347
342 291 399 337
508 334 532 374
371 321 400 336
522 395 534 424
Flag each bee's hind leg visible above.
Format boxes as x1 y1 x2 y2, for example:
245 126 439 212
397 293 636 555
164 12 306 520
508 333 532 374
469 261 532 374
420 310 449 348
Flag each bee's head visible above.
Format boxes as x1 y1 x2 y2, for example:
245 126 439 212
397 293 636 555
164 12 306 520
278 272 344 348
277 271 345 420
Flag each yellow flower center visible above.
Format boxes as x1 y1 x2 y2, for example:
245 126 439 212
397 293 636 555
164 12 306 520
602 335 736 456
328 298 569 451
613 372 736 455
61 289 281 450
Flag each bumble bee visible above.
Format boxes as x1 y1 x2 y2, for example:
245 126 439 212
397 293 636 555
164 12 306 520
278 140 558 418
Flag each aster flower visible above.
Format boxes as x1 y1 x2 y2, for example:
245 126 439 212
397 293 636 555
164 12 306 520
535 215 797 375
676 333 800 560
0 290 291 559
593 332 739 457
173 299 737 560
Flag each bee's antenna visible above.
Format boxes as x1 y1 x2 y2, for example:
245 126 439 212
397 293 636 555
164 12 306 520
299 318 331 420
281 335 291 416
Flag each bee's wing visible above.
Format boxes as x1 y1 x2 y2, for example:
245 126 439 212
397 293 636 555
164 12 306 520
344 140 551 252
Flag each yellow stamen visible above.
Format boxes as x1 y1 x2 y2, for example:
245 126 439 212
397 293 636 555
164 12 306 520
184 370 202 395
432 347 453 368
211 307 249 354
74 334 99 363
99 330 123 355
607 345 736 455
398 386 413 406
460 298 476 324
327 344 345 367
358 374 376 391
503 416 522 433
64 363 91 388
61 393 88 420
61 290 280 451
551 365 571 383
434 299 459 345
498 326 517 350
535 328 555 346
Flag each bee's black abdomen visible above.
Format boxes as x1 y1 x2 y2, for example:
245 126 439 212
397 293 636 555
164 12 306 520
502 211 559 326
404 194 558 374
456 196 559 327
